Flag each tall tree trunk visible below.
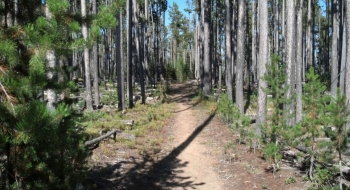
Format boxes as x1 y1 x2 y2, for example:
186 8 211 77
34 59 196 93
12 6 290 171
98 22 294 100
236 0 245 114
285 0 296 126
45 4 56 112
307 0 313 69
273 0 279 54
225 0 233 101
296 0 304 123
127 0 133 108
256 0 268 136
252 0 257 84
134 0 145 104
345 0 350 108
202 0 212 96
195 22 200 80
81 0 93 111
92 0 100 106
117 11 125 111
331 0 340 97
340 18 346 93
144 0 149 85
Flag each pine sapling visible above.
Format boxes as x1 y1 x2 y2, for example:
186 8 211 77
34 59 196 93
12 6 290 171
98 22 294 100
261 54 290 174
301 67 330 181
326 88 349 190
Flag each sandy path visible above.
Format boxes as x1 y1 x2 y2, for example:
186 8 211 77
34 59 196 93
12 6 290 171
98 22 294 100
166 84 223 190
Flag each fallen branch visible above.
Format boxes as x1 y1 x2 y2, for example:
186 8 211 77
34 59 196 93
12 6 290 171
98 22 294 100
119 120 134 126
84 129 121 147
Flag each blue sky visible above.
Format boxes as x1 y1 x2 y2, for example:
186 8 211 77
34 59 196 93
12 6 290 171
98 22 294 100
165 0 188 26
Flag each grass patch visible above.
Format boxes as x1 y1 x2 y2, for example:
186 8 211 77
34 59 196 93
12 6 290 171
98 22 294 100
78 99 175 153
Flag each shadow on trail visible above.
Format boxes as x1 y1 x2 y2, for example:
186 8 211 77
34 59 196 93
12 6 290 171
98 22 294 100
86 83 215 189
87 113 216 190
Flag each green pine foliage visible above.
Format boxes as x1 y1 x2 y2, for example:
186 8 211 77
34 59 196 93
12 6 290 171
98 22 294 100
325 88 349 155
0 0 123 188
298 67 333 181
261 54 290 143
217 94 253 145
261 54 291 173
175 59 190 82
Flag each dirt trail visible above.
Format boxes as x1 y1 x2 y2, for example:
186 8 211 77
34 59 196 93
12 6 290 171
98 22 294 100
166 83 223 190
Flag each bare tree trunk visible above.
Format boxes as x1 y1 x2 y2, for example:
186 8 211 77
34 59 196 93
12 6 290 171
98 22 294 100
274 0 279 54
296 0 304 123
81 0 93 111
45 4 57 112
134 0 145 104
202 0 212 96
236 0 245 114
117 11 125 111
225 0 233 101
340 19 346 93
285 0 296 126
256 0 268 136
195 22 200 80
331 0 340 97
345 0 350 118
127 0 133 108
92 0 100 106
252 0 257 84
144 0 149 85
307 0 313 69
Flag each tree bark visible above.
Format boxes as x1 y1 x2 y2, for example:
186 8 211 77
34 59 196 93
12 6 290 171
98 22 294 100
256 0 268 136
285 0 296 126
45 4 56 112
116 11 125 111
81 0 93 111
345 0 350 123
296 0 304 123
92 0 100 106
252 0 257 84
127 0 134 108
203 0 212 96
236 0 245 114
331 0 340 97
225 0 233 101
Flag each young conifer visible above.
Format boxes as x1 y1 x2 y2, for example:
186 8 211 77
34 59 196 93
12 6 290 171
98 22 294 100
300 67 331 181
261 54 291 175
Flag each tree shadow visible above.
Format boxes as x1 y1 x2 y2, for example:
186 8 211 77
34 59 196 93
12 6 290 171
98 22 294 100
86 113 216 189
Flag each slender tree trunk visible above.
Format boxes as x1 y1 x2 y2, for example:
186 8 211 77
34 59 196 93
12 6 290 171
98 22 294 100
117 11 125 111
296 0 304 123
307 0 313 69
144 0 149 85
256 0 268 136
92 0 100 106
285 0 296 126
345 0 350 115
127 0 133 108
340 18 346 93
225 0 233 100
252 0 257 84
202 0 212 96
45 4 56 112
236 0 245 114
331 0 340 97
281 0 285 63
134 0 145 104
81 0 93 111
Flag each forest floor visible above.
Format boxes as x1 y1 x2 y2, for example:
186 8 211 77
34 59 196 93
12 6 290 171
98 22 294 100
86 83 309 190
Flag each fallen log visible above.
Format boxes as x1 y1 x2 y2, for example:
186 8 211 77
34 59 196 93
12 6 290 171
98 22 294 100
119 120 134 126
84 129 121 147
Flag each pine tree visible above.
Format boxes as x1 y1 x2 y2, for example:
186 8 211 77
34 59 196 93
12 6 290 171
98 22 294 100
325 89 349 189
300 67 331 181
261 54 290 174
